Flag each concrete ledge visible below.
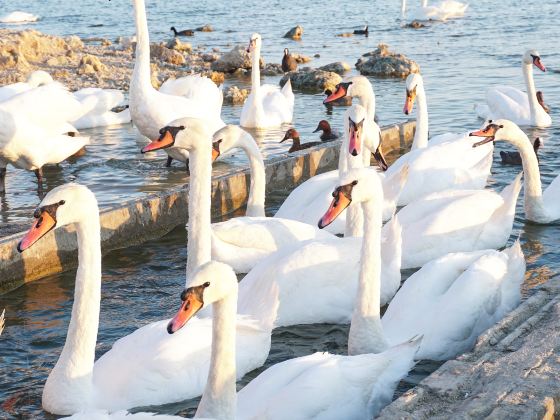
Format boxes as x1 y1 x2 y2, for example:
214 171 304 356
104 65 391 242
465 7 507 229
0 121 415 294
378 276 560 419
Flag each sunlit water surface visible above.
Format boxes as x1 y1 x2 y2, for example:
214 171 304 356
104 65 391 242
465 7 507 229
1 0 560 417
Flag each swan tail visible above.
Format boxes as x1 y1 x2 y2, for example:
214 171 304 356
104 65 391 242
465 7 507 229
501 240 525 308
281 78 294 110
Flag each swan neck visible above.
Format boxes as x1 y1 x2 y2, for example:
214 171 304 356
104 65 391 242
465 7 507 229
523 63 539 121
196 291 237 420
186 143 213 282
348 196 386 355
411 85 428 149
242 137 266 217
345 204 364 237
131 0 153 91
250 47 261 94
511 131 544 214
45 208 101 408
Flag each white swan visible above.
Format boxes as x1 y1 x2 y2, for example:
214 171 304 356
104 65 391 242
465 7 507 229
63 261 239 420
130 0 224 165
401 0 467 21
384 73 493 206
0 70 54 102
0 11 39 23
470 120 560 224
396 170 522 269
210 125 335 273
16 119 273 415
275 105 406 236
319 168 525 361
240 33 294 128
72 88 131 130
475 50 551 128
0 84 89 193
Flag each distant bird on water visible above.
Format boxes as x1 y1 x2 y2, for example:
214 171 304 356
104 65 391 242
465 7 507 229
353 25 369 35
313 120 340 141
170 26 194 37
282 48 298 72
281 128 322 153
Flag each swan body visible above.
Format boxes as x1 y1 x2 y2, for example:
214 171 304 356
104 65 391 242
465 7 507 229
240 33 294 128
72 88 131 130
319 168 524 361
210 125 335 273
0 11 39 23
383 243 525 360
471 120 560 224
388 73 493 206
397 172 523 269
476 50 551 128
0 84 89 191
130 0 224 164
402 0 467 21
0 70 53 102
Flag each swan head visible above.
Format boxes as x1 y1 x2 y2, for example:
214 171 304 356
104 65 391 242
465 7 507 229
141 118 210 154
523 49 546 72
211 125 253 162
403 73 423 115
167 261 237 334
281 128 300 143
470 119 525 148
17 183 97 252
323 81 353 104
318 169 381 229
247 33 262 54
26 70 53 87
344 105 367 157
313 120 331 133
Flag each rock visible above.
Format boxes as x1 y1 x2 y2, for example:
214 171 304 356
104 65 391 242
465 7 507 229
65 36 85 50
115 36 136 50
150 43 186 65
224 85 249 105
355 43 419 78
207 71 225 86
211 45 264 73
319 62 351 75
0 45 29 70
195 24 213 32
291 53 312 64
280 68 341 93
405 20 426 29
46 56 68 66
314 53 320 58
101 38 112 47
166 38 192 53
201 52 220 63
262 63 284 76
283 25 304 40
77 54 107 75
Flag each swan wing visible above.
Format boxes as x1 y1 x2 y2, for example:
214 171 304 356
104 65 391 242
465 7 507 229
73 109 131 130
159 75 223 118
74 88 126 114
542 174 560 222
237 340 418 420
485 86 530 124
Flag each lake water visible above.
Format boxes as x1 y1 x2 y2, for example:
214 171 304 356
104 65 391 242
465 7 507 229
0 0 560 417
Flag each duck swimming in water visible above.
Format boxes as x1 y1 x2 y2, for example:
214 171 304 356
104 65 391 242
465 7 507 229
313 120 340 141
170 26 194 37
500 137 541 166
281 128 322 152
281 48 298 72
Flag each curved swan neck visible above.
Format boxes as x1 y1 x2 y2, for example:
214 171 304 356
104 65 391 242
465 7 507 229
241 134 266 217
250 46 261 95
44 205 102 410
522 63 539 122
186 143 213 282
195 291 237 420
131 0 153 92
411 83 429 150
348 193 387 355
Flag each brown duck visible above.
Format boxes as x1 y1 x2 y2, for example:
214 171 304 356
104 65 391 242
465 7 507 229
500 137 542 166
313 120 341 141
171 26 194 37
282 48 298 72
281 128 322 153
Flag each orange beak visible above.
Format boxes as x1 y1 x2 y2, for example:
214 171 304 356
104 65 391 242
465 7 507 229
212 147 220 162
533 56 546 72
167 291 204 334
17 211 57 252
469 123 501 147
403 95 414 115
348 120 362 157
141 130 175 153
318 189 352 229
324 85 347 104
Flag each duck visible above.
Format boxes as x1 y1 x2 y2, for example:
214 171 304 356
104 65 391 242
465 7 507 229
353 25 369 35
536 91 550 114
0 84 89 193
275 105 409 235
323 76 387 169
170 26 194 37
313 120 340 141
0 70 54 102
318 168 525 361
383 73 493 205
281 128 322 152
240 33 294 128
130 0 224 167
168 251 420 420
500 137 541 166
210 125 335 273
281 48 297 72
471 120 560 224
475 50 551 128
17 119 274 415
